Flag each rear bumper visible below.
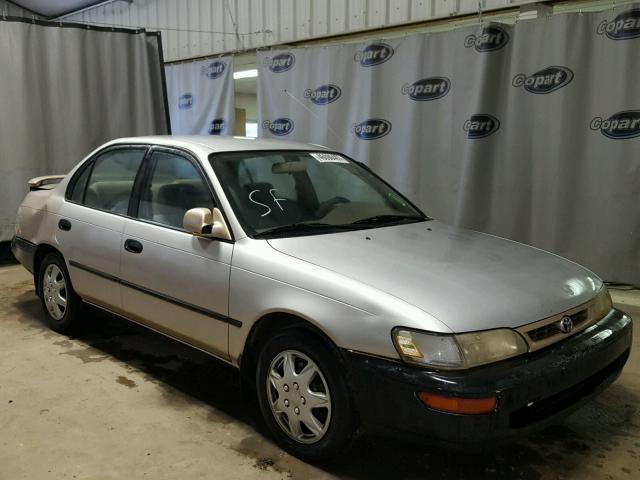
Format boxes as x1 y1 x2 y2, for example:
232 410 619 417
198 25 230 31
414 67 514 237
11 236 36 273
344 308 633 447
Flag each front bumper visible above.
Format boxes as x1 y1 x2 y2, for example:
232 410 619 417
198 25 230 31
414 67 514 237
11 236 36 273
343 308 633 447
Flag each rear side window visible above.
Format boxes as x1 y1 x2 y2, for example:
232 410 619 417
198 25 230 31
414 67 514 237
81 149 146 215
137 151 214 229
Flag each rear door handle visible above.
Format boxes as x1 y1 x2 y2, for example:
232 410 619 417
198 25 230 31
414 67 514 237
124 239 143 254
58 219 72 231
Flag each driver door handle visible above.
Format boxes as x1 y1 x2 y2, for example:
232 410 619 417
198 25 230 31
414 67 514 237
124 239 143 254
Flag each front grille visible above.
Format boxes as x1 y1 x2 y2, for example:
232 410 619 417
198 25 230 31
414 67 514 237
526 308 589 342
516 295 607 352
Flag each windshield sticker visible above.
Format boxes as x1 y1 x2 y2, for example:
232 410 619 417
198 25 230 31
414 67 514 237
249 188 286 216
310 153 349 164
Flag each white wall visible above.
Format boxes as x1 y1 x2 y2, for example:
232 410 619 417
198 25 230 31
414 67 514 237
235 92 257 122
6 1 634 60
60 0 543 61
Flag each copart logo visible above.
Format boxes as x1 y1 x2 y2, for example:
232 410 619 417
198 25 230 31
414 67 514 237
590 110 640 139
262 118 294 136
263 53 296 73
208 118 226 135
354 43 394 67
597 8 640 40
463 114 500 139
304 84 342 105
353 119 392 140
464 25 510 52
178 93 194 110
201 61 226 79
512 66 574 94
401 77 450 101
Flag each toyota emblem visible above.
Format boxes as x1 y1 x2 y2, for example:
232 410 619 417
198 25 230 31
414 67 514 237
559 316 574 333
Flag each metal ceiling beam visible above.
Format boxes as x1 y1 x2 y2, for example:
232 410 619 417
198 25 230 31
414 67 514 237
55 0 130 19
54 1 123 19
8 0 125 19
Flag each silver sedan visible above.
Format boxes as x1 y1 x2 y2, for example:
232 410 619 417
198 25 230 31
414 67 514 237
11 136 632 460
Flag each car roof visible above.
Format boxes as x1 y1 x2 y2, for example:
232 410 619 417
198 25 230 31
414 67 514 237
108 135 332 153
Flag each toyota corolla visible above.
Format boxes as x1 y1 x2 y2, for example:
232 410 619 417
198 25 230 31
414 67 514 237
11 136 632 460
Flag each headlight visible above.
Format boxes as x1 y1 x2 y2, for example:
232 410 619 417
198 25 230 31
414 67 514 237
591 286 612 320
392 327 529 370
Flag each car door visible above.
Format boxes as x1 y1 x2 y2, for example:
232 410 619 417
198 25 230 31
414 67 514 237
57 146 148 310
119 147 233 360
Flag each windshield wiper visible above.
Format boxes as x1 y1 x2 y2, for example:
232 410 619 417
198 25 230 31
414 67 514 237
254 215 427 238
350 214 426 226
254 222 360 238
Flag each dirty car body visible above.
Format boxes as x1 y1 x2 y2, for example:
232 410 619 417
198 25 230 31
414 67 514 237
11 136 633 458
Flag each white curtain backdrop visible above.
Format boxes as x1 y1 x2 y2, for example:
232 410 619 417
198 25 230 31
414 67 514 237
165 56 235 135
0 19 168 242
257 7 640 286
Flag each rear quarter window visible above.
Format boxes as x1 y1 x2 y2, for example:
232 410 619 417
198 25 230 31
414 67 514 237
66 147 147 215
67 163 91 203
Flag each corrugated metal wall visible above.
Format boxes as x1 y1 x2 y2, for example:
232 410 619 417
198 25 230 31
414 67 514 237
60 0 541 61
0 0 40 17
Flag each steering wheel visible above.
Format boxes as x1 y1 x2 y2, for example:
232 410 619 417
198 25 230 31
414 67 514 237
315 196 350 218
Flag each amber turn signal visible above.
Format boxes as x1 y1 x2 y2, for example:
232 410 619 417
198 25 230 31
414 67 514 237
418 392 497 415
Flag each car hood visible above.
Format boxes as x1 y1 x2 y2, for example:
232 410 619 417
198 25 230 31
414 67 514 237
267 221 602 332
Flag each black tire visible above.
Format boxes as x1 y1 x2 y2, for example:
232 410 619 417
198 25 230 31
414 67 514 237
38 252 82 333
256 330 356 461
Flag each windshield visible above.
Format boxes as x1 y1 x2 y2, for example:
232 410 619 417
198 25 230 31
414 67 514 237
209 150 426 238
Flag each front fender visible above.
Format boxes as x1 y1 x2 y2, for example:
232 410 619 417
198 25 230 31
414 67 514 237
227 238 450 364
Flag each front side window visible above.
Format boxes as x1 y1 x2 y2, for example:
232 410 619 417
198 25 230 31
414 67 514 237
82 148 146 214
210 150 425 237
138 151 214 229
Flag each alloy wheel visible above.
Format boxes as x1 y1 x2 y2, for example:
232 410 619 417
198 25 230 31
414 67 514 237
43 263 67 321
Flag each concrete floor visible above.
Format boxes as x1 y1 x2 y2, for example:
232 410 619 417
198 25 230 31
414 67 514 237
1 264 639 480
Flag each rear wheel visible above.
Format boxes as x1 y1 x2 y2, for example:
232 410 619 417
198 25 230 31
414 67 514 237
256 330 356 460
38 253 82 333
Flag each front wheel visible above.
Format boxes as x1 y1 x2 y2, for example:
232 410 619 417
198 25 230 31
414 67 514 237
256 330 356 460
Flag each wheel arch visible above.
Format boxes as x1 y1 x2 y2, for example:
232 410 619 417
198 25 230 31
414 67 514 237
32 243 64 295
239 311 345 391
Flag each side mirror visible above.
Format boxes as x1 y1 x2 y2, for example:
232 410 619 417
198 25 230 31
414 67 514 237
183 207 232 241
